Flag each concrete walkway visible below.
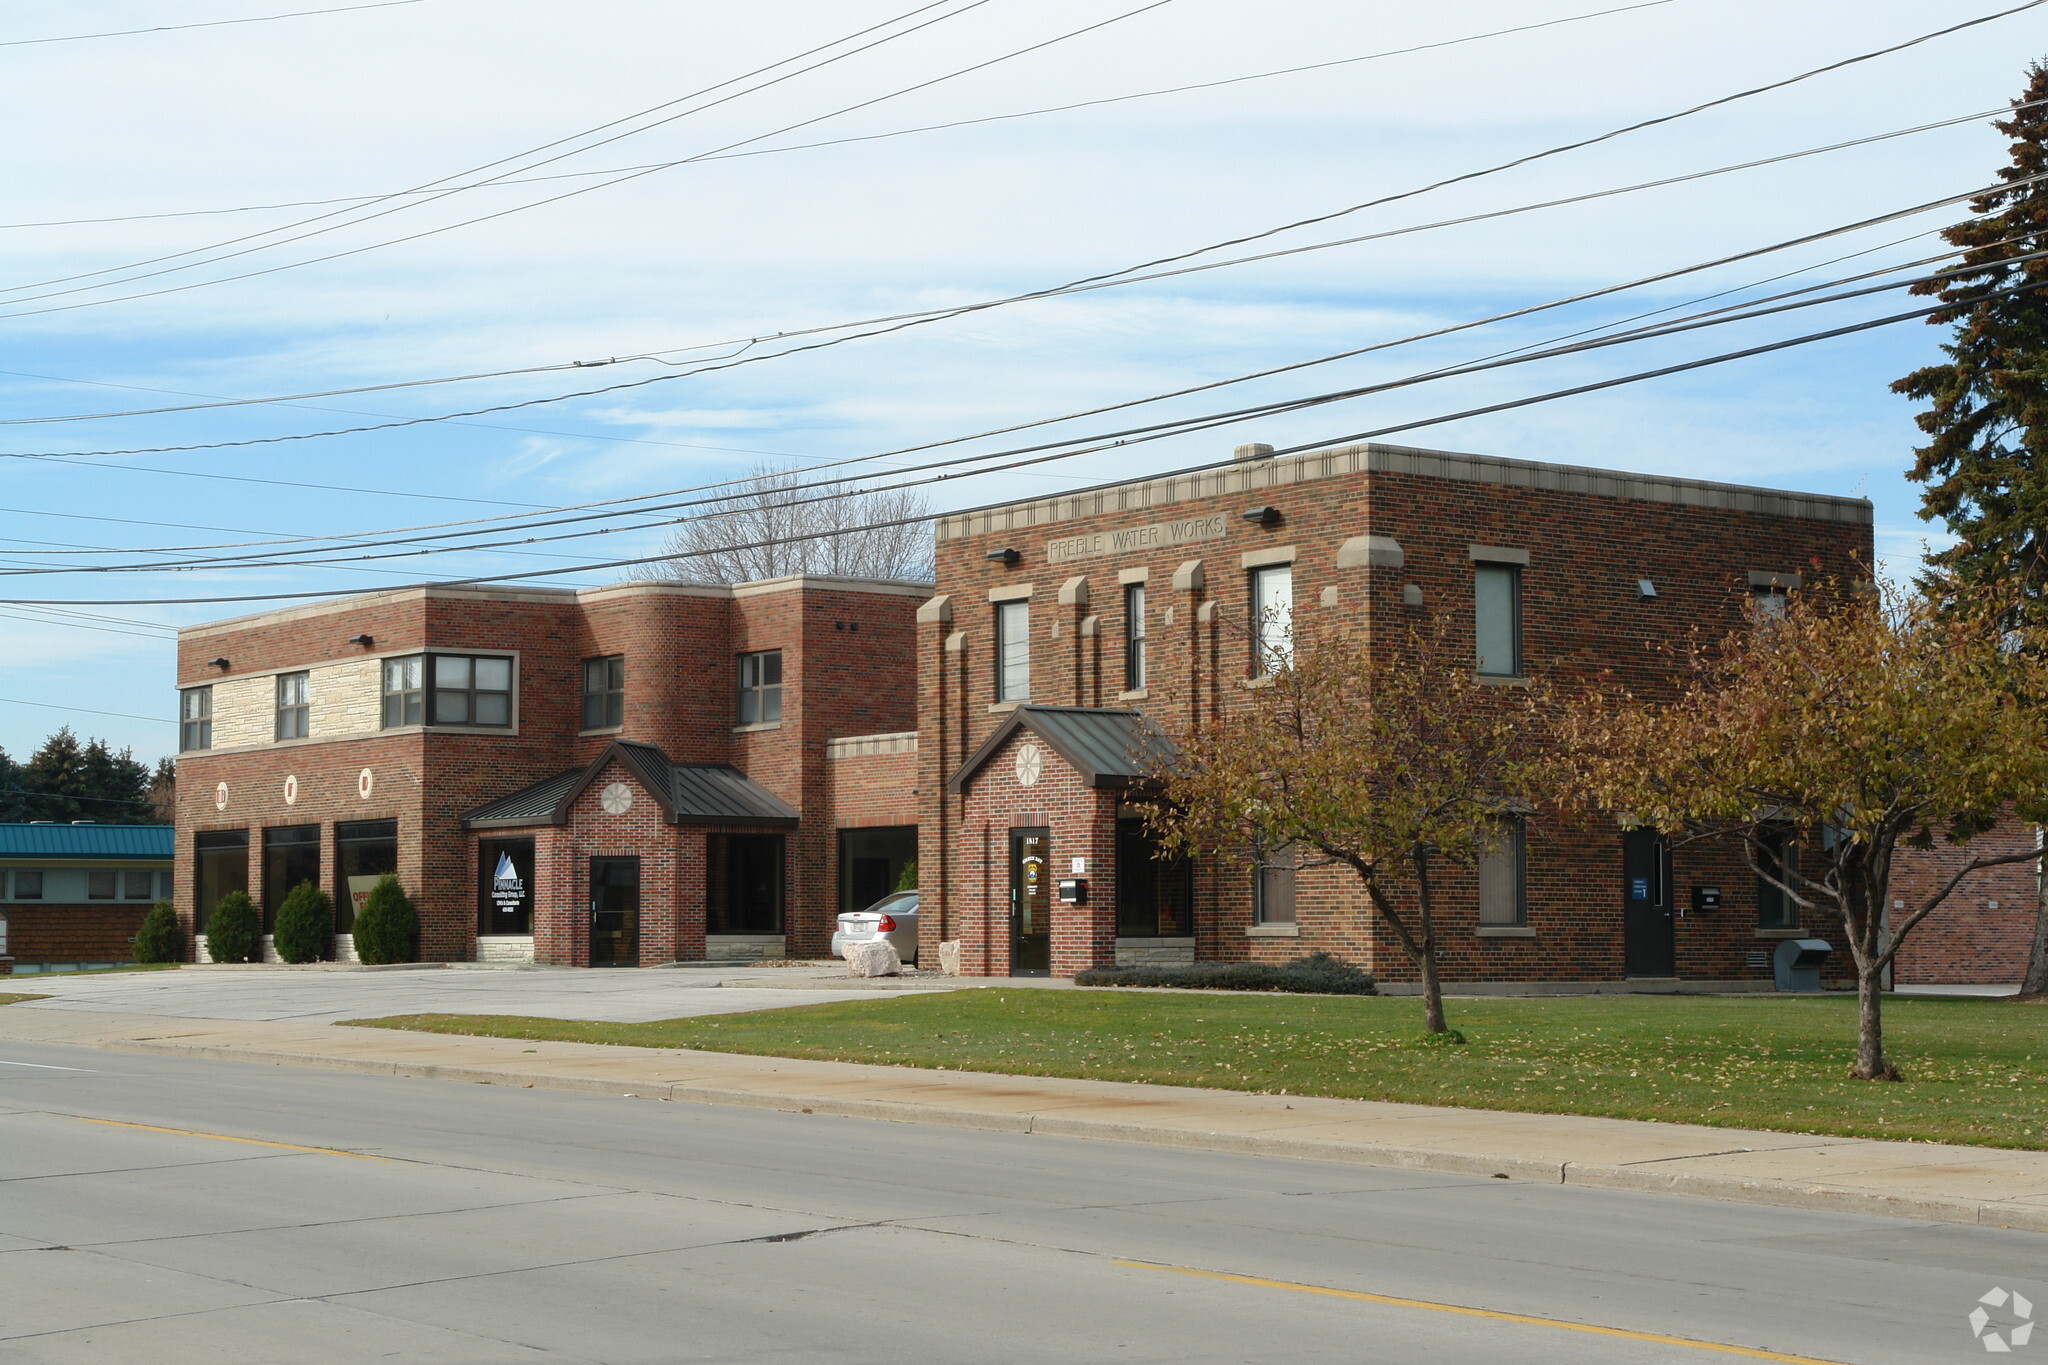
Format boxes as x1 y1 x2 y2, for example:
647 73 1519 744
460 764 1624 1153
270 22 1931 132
3 977 2044 1237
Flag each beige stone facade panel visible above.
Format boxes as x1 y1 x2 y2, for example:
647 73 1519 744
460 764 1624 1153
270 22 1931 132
205 657 382 753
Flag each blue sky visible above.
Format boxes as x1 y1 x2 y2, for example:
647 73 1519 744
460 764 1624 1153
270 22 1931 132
1 0 2042 766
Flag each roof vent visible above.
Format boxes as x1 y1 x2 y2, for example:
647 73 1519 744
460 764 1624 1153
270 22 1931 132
71 820 94 825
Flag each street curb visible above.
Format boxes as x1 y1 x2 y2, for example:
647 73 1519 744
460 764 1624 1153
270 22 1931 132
103 1036 2048 1234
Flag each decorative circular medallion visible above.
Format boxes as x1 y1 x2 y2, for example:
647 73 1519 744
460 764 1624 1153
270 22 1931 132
599 781 634 815
213 782 229 811
1013 743 1043 788
358 767 374 800
282 775 299 805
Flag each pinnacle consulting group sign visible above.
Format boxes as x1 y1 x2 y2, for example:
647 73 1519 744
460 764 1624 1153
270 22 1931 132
1045 513 1228 566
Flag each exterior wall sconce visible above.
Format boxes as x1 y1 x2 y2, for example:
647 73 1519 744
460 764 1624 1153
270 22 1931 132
1637 579 1657 600
208 657 230 669
1401 585 1424 609
1241 506 1282 526
348 634 375 647
985 548 1021 566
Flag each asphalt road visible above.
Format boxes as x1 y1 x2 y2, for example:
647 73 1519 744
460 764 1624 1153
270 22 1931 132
0 1039 2040 1364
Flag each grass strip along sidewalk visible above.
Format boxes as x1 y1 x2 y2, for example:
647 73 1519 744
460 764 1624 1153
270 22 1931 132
350 991 2048 1150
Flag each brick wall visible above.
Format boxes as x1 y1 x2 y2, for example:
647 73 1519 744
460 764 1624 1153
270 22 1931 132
1892 819 2037 985
2 904 151 962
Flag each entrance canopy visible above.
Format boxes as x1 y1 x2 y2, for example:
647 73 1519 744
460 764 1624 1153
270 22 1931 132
945 705 1174 795
462 740 799 831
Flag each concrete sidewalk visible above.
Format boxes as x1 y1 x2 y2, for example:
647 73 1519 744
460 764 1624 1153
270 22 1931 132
4 1002 2045 1236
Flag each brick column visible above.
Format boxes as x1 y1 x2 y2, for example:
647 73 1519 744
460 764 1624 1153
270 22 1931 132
1058 575 1089 704
913 594 953 960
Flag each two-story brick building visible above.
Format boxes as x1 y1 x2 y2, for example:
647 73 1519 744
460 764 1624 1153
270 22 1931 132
913 440 1874 986
171 575 925 965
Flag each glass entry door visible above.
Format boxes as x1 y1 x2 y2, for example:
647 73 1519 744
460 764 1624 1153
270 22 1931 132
1621 829 1675 978
589 856 640 966
1010 828 1051 975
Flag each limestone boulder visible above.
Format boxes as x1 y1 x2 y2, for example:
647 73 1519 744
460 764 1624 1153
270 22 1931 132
937 940 962 976
845 939 902 977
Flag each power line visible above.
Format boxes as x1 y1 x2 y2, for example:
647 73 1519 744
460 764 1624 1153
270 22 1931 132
7 177 2019 564
0 0 429 48
0 696 172 724
0 0 1674 231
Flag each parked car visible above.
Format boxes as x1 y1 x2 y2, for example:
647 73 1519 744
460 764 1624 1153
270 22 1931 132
833 890 918 964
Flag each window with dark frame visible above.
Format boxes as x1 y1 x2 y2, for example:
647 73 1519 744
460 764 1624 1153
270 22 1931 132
1756 827 1799 929
1255 844 1298 924
180 686 212 751
1115 818 1190 937
193 829 248 932
1474 562 1523 676
1477 815 1527 926
1751 585 1789 623
1250 565 1294 675
275 670 310 740
87 869 117 900
337 819 398 936
582 655 625 730
13 869 43 900
123 870 154 900
995 600 1031 702
737 650 783 725
262 825 320 934
381 654 512 729
1124 583 1148 691
707 833 785 934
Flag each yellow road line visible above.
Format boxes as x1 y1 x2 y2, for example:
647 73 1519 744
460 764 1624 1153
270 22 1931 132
1115 1262 1852 1365
70 1116 392 1161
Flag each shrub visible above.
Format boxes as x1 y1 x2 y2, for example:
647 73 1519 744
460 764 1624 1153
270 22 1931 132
1075 951 1376 995
352 874 418 965
204 890 260 964
133 899 182 964
894 859 918 892
273 881 333 964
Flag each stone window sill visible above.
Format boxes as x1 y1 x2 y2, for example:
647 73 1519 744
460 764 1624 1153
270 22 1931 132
1475 674 1531 688
1241 675 1278 690
579 725 624 738
1245 923 1299 937
987 701 1023 714
732 721 783 733
1116 688 1150 701
1116 936 1195 947
1753 927 1805 939
1475 925 1536 938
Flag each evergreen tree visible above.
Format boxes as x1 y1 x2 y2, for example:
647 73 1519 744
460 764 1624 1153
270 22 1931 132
352 875 418 965
1893 62 2048 606
133 900 183 964
273 882 333 964
145 756 176 823
0 746 26 822
205 890 261 965
15 728 157 824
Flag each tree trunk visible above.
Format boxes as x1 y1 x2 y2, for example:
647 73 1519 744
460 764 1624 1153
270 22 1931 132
1412 851 1447 1034
2026 827 2048 996
1853 963 1897 1081
1416 947 1447 1033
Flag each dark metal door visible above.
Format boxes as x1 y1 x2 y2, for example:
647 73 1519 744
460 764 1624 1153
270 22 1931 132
589 856 640 967
1622 830 1675 977
1010 828 1051 975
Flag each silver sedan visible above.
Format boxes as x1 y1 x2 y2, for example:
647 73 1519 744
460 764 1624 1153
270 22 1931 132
832 891 918 964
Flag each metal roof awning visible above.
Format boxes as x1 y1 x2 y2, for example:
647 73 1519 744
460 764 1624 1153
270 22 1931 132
0 823 173 860
945 706 1175 795
462 741 798 830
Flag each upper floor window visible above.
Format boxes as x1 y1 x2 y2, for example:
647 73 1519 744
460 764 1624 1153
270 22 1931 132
1250 564 1293 675
180 686 212 752
1475 563 1522 676
1124 583 1148 691
737 650 783 725
1751 585 1788 623
995 600 1030 702
381 654 512 729
582 656 624 730
1477 816 1527 926
275 671 310 741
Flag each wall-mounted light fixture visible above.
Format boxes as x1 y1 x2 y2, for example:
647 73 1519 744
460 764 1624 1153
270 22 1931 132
1636 579 1658 600
1241 506 1282 527
1401 584 1424 609
348 634 374 647
985 547 1021 566
208 657 230 670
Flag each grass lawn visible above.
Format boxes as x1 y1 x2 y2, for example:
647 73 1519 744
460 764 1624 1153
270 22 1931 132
350 990 2048 1149
0 993 50 1005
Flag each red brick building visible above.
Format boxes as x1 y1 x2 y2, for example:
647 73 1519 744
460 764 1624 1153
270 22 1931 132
1 823 172 972
916 440 1877 986
1891 820 2039 987
171 576 924 965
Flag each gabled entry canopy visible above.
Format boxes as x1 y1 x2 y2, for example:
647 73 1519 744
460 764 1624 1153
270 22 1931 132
462 739 799 830
945 705 1176 795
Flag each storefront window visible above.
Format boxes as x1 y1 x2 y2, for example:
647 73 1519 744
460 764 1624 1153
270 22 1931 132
708 834 784 934
1116 818 1191 937
477 838 535 935
263 825 320 933
336 820 398 935
839 827 916 914
194 829 248 931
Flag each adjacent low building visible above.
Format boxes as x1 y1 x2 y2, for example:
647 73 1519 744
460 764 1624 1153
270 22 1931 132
171 576 925 965
0 822 173 972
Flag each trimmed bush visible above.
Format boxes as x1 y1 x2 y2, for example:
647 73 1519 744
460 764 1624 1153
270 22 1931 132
273 881 333 964
1075 951 1376 995
204 890 260 964
894 859 918 892
352 874 418 965
133 899 183 964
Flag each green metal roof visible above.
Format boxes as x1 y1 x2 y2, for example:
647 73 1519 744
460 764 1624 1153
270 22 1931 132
0 823 173 861
462 742 798 830
946 706 1176 794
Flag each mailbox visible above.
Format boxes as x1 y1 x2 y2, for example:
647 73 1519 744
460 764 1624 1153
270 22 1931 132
1772 937 1832 993
1056 878 1088 906
1691 885 1722 913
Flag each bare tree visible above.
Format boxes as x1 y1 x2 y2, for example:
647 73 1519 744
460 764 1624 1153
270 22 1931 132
658 464 934 585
